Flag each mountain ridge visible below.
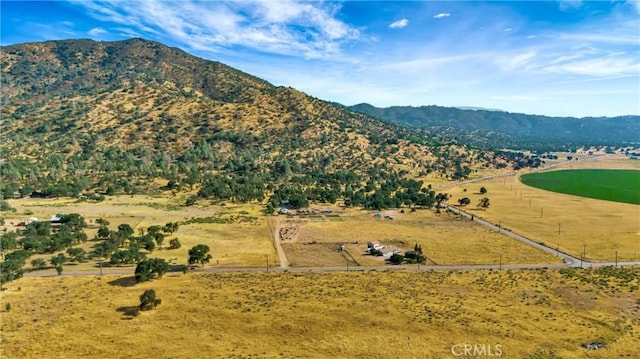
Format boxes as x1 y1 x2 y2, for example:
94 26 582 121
349 103 640 150
1 38 505 208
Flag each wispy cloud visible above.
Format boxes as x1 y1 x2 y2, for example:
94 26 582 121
558 0 583 11
73 0 360 58
433 13 450 19
88 27 107 36
389 18 408 29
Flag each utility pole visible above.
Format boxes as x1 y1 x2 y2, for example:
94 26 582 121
558 223 561 235
541 208 543 218
499 254 502 270
266 255 269 272
615 250 618 267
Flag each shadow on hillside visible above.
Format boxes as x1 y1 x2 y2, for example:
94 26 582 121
107 276 137 287
116 306 140 319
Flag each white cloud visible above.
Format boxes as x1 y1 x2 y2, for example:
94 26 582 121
74 0 360 59
389 18 408 29
504 27 512 32
545 57 640 76
88 27 107 36
433 13 450 19
558 0 583 11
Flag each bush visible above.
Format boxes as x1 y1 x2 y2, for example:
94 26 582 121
31 258 47 269
185 195 198 206
168 238 181 249
139 289 161 310
0 200 14 212
389 253 404 265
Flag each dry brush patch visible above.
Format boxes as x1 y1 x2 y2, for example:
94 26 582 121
0 268 638 358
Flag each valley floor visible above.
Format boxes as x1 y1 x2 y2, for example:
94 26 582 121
1 268 638 358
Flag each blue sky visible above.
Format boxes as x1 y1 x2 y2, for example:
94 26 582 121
2 1 639 117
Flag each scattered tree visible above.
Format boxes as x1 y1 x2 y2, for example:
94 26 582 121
477 197 490 210
163 222 179 235
168 238 181 250
479 187 487 194
50 253 68 275
66 247 86 263
457 197 471 206
135 258 170 283
188 244 212 266
31 258 47 269
139 289 161 310
389 253 404 265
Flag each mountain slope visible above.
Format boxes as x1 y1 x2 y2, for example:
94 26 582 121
349 103 640 150
1 38 501 206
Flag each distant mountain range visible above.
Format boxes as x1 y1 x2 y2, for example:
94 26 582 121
349 103 640 150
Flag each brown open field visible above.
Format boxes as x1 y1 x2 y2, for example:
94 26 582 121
443 155 640 262
4 194 562 271
281 208 561 267
1 268 638 358
3 196 277 271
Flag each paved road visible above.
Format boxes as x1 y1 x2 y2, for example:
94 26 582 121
444 204 640 268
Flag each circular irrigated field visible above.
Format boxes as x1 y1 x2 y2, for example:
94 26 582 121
521 169 640 205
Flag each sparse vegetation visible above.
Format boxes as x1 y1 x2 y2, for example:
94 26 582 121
0 269 638 358
139 289 161 310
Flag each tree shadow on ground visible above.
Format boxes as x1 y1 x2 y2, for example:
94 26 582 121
116 306 140 320
107 276 137 287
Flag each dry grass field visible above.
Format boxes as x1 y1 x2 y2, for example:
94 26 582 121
1 268 638 358
4 192 562 271
282 208 561 267
3 195 277 271
443 155 640 262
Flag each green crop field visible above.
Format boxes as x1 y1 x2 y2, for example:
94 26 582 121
521 169 640 205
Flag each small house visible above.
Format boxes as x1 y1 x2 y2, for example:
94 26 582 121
367 241 383 250
380 246 401 258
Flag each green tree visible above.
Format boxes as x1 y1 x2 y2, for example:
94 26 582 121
95 218 110 226
188 244 212 266
168 238 181 249
135 258 170 283
66 247 86 262
139 289 161 310
50 253 68 275
477 197 490 210
163 222 179 235
457 197 471 206
31 258 47 269
1 252 27 286
479 186 488 195
1 232 18 252
117 224 134 239
389 253 404 265
0 200 14 212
